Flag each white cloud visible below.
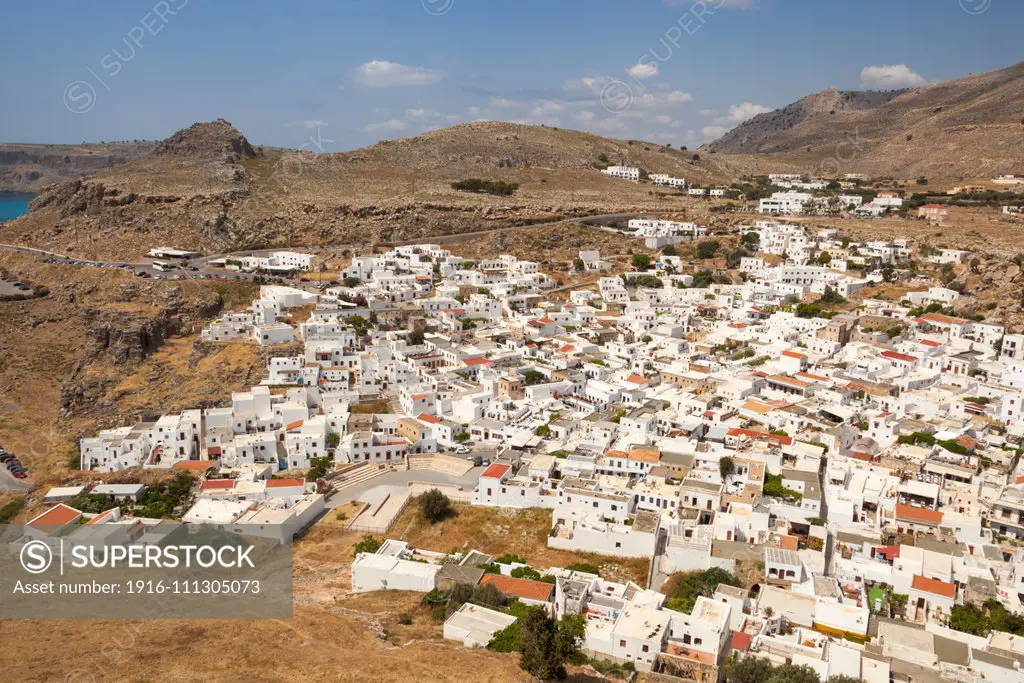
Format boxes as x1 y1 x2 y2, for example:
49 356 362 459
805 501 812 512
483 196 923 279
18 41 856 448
655 114 673 124
627 63 658 79
489 96 526 109
285 119 328 130
352 60 444 88
362 119 406 133
531 101 564 117
701 125 729 138
633 89 693 110
860 64 926 89
715 102 772 124
574 110 596 122
405 108 443 119
699 108 719 117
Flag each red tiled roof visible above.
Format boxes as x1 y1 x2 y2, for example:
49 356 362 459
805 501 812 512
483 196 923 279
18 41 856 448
918 313 966 326
172 460 216 471
479 573 554 602
481 463 511 479
417 413 441 424
286 420 304 431
727 427 793 446
464 357 493 366
877 545 900 561
625 373 649 385
895 503 942 525
912 575 955 599
29 503 82 527
920 339 942 347
731 631 752 652
267 478 305 488
782 350 806 359
881 350 917 363
201 480 235 490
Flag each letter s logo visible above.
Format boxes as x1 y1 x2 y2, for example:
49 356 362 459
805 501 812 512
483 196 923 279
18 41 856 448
20 540 53 574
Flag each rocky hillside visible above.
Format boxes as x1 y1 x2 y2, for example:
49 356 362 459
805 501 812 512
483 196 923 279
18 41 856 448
705 60 1024 181
0 140 154 193
0 120 730 261
706 88 906 154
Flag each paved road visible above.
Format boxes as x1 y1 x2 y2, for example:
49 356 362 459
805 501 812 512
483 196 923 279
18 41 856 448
0 467 36 495
327 466 484 508
0 210 663 281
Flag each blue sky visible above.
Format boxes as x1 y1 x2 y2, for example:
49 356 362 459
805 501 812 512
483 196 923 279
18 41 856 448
1 0 1020 151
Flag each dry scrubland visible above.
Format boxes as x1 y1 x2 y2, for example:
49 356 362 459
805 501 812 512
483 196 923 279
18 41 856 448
0 501 648 682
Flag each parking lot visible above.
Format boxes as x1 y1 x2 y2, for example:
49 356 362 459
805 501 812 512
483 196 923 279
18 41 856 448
0 276 32 298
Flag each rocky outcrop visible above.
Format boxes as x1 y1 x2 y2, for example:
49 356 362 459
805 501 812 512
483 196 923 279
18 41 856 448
58 285 223 418
153 119 256 162
0 141 154 193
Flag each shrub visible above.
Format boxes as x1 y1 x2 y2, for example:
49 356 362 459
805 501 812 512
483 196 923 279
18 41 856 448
451 179 519 196
631 253 652 271
565 562 601 576
398 613 413 625
419 488 454 524
697 240 721 260
353 535 382 557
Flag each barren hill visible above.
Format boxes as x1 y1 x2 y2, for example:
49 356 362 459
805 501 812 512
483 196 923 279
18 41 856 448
705 60 1024 181
1 120 729 260
0 140 154 193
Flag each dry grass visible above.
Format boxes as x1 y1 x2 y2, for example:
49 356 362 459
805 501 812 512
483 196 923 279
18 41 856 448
0 606 533 683
394 502 650 586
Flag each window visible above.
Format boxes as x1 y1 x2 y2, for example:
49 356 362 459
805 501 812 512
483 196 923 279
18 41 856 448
642 645 649 653
619 640 626 648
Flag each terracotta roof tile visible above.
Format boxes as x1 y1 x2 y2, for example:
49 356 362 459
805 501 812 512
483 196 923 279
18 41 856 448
479 573 553 602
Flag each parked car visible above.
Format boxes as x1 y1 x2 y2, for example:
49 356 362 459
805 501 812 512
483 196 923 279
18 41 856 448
455 445 471 455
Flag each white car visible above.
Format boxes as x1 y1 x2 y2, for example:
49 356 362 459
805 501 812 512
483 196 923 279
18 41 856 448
455 446 471 455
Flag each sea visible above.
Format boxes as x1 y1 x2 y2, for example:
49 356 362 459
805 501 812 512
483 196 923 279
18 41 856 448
0 192 34 222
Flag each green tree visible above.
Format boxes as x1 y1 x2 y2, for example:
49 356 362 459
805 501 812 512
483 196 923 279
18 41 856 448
632 253 652 271
522 370 546 386
769 665 821 683
662 244 678 256
419 489 454 524
725 657 775 683
573 257 585 272
520 610 569 679
697 240 721 260
664 568 741 614
719 456 735 481
408 329 425 346
353 535 382 557
741 232 760 247
818 251 832 265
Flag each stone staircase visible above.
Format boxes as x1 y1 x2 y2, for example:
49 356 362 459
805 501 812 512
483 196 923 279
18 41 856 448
329 462 396 492
406 453 474 476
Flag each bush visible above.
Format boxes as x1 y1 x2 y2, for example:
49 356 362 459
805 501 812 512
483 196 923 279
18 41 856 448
398 613 413 625
631 254 652 271
451 179 519 196
664 568 741 614
353 535 382 557
697 240 721 260
565 562 601 575
0 498 25 524
510 566 542 581
494 553 527 565
419 488 454 524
